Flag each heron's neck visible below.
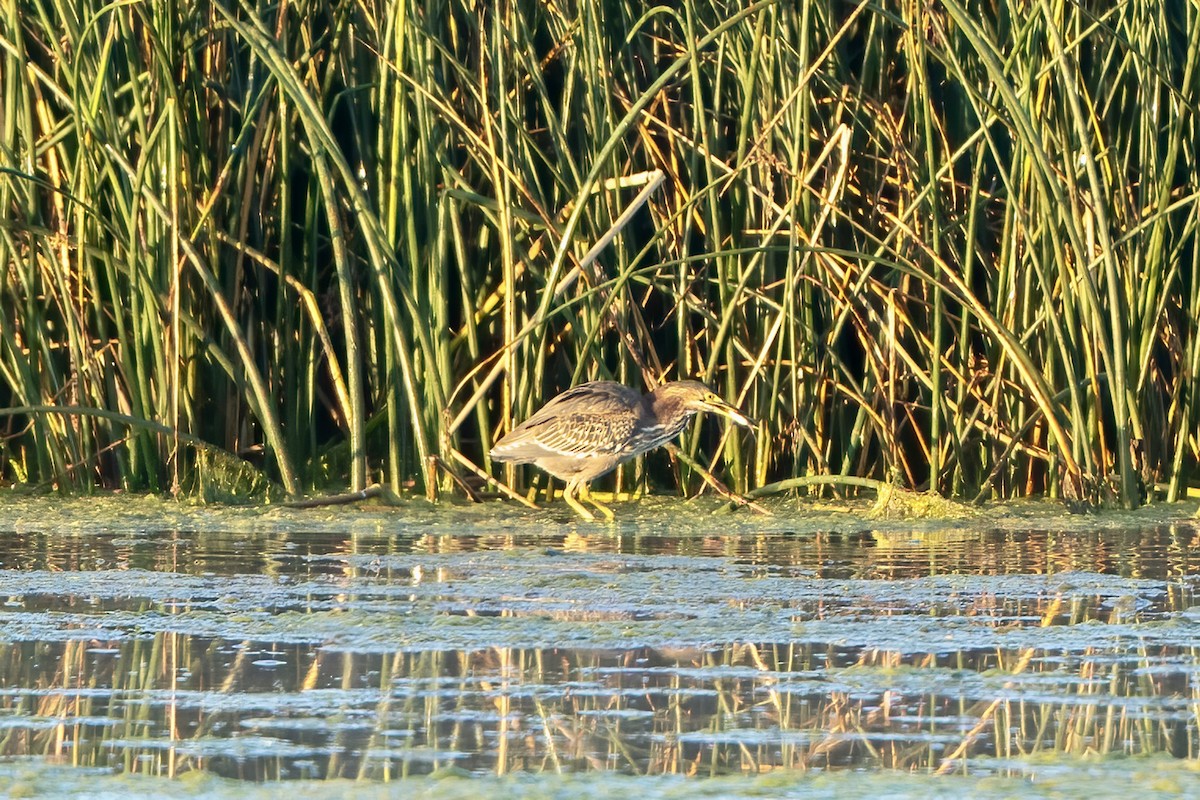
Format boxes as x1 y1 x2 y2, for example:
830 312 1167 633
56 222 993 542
644 387 680 417
639 391 694 441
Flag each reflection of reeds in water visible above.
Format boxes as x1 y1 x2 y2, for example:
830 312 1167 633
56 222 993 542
2 527 1199 780
4 626 1200 780
11 525 1200 586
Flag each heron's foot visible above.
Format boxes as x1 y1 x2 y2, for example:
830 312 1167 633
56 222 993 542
564 494 597 520
585 496 615 521
578 485 616 522
562 483 597 520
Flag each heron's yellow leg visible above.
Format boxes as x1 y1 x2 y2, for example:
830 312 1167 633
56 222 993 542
578 483 615 521
563 479 596 521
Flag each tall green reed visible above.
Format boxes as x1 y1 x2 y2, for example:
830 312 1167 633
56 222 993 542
0 0 1196 506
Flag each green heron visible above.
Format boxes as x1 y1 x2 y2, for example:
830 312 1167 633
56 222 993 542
490 380 754 520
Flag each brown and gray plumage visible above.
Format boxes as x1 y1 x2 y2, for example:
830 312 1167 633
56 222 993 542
490 380 754 520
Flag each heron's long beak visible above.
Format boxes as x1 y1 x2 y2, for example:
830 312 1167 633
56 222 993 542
699 398 756 432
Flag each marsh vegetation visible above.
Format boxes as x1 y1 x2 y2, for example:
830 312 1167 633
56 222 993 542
1 1 1196 508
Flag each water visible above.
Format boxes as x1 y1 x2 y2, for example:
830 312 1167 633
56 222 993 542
0 496 1199 797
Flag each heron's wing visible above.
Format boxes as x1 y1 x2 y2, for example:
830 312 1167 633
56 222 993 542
490 382 641 461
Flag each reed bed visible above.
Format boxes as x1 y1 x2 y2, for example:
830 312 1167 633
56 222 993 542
0 0 1197 505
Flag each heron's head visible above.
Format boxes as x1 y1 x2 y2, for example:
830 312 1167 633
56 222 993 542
658 381 755 430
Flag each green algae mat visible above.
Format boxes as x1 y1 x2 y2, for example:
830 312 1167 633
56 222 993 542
1 495 1200 798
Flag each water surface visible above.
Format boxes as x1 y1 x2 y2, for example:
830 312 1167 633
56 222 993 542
0 496 1199 797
